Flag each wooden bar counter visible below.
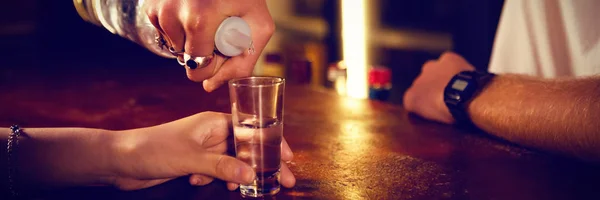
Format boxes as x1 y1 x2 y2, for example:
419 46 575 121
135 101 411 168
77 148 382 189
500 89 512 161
0 64 598 200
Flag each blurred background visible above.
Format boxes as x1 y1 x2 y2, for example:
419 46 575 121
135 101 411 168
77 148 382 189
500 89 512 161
0 0 504 105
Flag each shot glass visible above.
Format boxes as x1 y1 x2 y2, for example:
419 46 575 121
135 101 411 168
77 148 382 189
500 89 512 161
229 77 285 198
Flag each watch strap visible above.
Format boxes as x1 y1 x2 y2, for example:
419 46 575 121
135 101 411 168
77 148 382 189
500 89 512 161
444 70 495 125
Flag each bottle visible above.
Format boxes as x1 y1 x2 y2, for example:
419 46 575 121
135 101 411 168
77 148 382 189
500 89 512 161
72 0 253 58
327 61 347 96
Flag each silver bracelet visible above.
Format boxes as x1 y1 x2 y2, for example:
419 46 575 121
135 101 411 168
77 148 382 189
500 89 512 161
7 125 24 199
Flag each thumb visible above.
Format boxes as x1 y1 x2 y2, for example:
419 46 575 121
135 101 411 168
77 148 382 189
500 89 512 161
189 153 256 184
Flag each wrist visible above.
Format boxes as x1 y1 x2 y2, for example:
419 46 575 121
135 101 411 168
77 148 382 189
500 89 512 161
443 70 496 125
8 127 125 188
104 129 142 186
106 126 157 186
92 129 125 186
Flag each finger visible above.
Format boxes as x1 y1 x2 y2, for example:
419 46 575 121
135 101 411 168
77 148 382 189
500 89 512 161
201 51 256 92
181 7 224 56
202 9 275 92
421 60 437 72
181 6 227 82
439 51 461 62
158 1 185 51
280 161 296 188
281 138 293 161
145 3 161 32
189 174 215 186
185 55 227 83
206 141 228 154
227 182 239 191
189 154 255 184
196 111 232 147
226 161 296 191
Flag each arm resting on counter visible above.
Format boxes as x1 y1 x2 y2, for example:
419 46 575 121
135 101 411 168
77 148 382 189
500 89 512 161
468 74 600 161
0 127 117 189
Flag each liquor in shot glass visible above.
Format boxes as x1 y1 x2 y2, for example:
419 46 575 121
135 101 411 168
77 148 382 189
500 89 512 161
229 76 285 198
234 117 283 198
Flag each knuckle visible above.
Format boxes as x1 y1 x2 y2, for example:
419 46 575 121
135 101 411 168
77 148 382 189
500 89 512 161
201 111 228 128
263 21 276 36
144 2 158 17
145 8 158 19
214 155 234 177
422 60 436 72
145 7 159 28
156 7 170 21
214 155 226 173
184 14 210 33
256 19 276 37
423 60 436 67
439 51 459 61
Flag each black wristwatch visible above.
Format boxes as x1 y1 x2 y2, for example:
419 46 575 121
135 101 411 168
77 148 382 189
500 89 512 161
444 70 495 125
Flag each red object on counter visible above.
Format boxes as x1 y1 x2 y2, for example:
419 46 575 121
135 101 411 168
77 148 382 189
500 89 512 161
368 66 391 88
368 66 392 101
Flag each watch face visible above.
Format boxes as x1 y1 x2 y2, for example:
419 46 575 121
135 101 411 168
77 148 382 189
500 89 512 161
445 76 478 105
444 71 494 124
451 79 469 91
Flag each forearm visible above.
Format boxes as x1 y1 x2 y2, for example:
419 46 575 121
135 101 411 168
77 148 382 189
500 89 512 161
0 127 119 189
468 74 600 161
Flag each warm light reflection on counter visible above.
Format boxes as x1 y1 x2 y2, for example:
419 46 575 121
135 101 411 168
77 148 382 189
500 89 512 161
331 97 373 199
333 119 371 199
341 0 369 99
341 97 364 111
335 77 347 96
341 120 367 141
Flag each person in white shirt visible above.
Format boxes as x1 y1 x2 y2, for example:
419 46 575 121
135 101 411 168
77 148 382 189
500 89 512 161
489 0 600 77
404 0 600 162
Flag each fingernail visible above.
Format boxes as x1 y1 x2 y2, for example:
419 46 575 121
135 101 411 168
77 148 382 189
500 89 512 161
194 177 203 185
238 166 255 184
191 177 199 185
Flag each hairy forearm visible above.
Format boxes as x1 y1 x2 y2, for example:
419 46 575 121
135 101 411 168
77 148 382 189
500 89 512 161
0 127 118 189
468 74 600 161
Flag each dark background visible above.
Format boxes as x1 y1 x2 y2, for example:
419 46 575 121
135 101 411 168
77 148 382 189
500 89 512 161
0 0 505 103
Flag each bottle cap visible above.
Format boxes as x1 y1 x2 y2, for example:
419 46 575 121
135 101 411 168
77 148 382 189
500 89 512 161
215 17 253 57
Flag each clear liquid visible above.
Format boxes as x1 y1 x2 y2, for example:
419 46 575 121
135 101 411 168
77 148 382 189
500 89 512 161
234 118 282 197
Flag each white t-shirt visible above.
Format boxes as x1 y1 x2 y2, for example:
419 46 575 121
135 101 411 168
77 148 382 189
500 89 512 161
488 0 600 78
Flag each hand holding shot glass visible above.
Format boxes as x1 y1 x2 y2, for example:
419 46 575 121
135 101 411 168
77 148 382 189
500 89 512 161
229 77 294 198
